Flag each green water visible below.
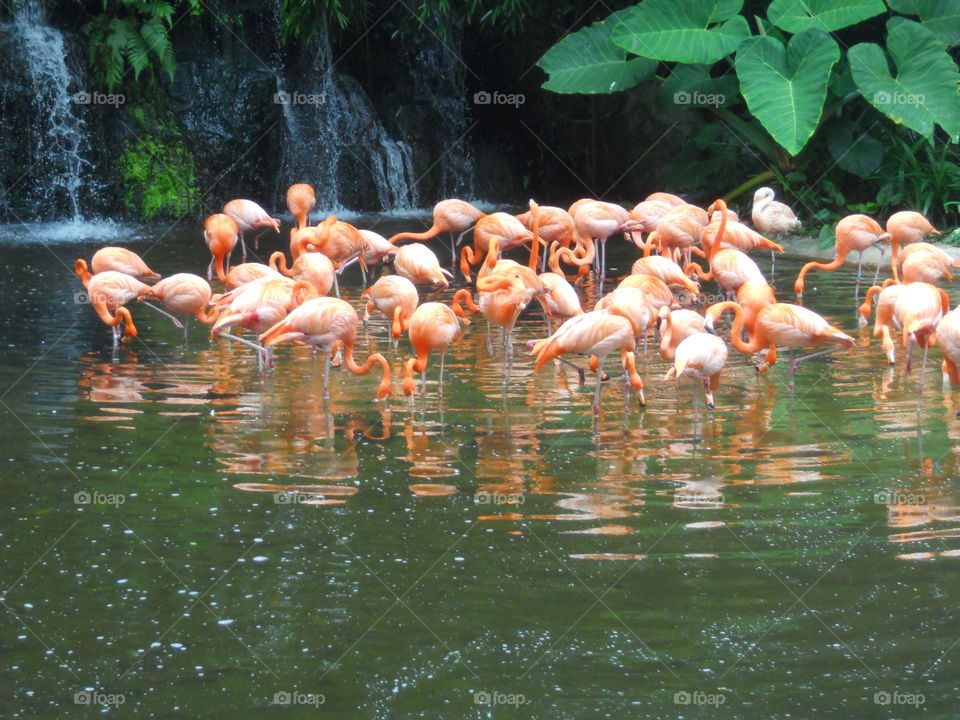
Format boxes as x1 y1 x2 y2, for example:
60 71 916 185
2 218 959 718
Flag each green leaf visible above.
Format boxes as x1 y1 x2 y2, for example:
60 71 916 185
735 29 841 155
610 0 752 64
538 13 656 94
888 0 960 46
655 64 739 112
849 18 960 140
767 0 886 33
825 119 884 177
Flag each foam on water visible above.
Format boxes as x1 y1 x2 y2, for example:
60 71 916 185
0 219 132 244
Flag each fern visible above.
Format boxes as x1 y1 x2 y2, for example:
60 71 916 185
79 0 190 90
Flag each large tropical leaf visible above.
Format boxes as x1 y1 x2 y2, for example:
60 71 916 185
735 29 840 155
767 0 886 33
824 119 884 177
538 13 656 94
610 0 751 64
655 64 739 112
888 0 960 46
849 18 960 140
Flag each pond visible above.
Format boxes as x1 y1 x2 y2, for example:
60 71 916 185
2 216 958 718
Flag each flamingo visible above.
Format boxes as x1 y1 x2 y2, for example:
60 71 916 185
858 283 906 359
699 216 782 257
665 332 729 410
291 216 364 294
459 212 533 282
389 199 485 264
326 229 397 287
652 204 708 266
537 271 583 330
286 183 316 230
211 277 317 369
893 282 949 384
453 271 540 360
223 261 283 291
359 229 397 269
894 243 960 285
203 213 240 282
76 247 159 284
403 302 463 396
794 214 890 296
860 282 948 378
552 201 640 283
259 297 392 400
394 243 454 287
83 271 152 344
630 199 674 233
658 308 707 362
706 301 854 381
361 274 419 345
630 255 700 299
516 205 575 271
887 211 940 284
684 200 766 298
751 187 801 272
223 199 281 258
530 308 645 414
269 251 334 296
615 274 678 314
595 287 657 354
136 273 217 338
936 307 960 386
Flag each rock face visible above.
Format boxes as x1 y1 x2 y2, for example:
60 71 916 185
0 3 477 222
167 57 282 209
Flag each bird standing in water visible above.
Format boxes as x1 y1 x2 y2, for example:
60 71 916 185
260 297 393 401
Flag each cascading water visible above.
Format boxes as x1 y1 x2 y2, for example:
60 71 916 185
5 0 91 221
276 20 418 213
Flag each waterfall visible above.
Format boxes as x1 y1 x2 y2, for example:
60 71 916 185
6 0 91 221
276 21 418 213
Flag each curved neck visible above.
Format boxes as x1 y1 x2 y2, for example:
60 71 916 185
269 251 292 276
709 300 763 353
343 337 392 398
452 289 479 319
528 201 541 271
75 259 92 287
709 199 728 265
388 225 440 245
605 305 640 337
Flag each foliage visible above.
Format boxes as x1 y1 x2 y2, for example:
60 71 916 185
537 0 960 158
78 0 201 90
118 107 198 219
278 0 531 41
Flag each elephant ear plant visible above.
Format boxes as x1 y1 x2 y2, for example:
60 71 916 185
537 0 960 204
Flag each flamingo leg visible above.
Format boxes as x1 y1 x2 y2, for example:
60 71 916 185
141 301 184 330
593 363 604 415
333 273 341 299
438 352 446 395
919 344 929 392
207 259 214 281
789 346 845 376
216 331 268 369
322 352 331 399
239 233 247 263
558 357 586 385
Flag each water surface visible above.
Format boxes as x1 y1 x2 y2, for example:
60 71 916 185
2 217 959 718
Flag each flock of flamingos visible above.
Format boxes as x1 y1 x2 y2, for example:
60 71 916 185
72 183 960 413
